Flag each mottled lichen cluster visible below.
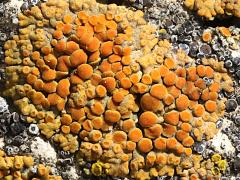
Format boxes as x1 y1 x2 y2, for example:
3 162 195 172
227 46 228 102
3 0 234 179
0 149 61 180
184 0 240 20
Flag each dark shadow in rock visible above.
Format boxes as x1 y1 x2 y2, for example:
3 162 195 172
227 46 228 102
203 17 240 28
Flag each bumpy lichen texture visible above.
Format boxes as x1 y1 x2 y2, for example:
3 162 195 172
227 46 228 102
0 150 62 179
184 0 240 20
3 0 234 179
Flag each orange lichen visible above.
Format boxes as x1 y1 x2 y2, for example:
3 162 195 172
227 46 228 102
195 79 206 89
70 49 88 67
205 100 217 113
141 74 152 85
193 128 202 141
201 89 210 101
166 137 178 150
146 152 156 167
156 153 168 165
164 57 176 69
163 71 177 86
164 111 179 125
47 93 61 106
196 65 206 77
82 120 93 132
92 117 104 129
209 82 220 92
99 60 111 73
100 41 113 57
65 41 79 54
109 54 121 63
184 148 192 156
61 125 70 134
202 30 212 42
107 29 117 40
176 130 189 142
187 67 197 81
101 139 113 149
70 122 81 134
162 123 177 137
113 45 122 55
57 56 70 72
114 34 127 45
176 94 190 111
86 37 101 52
175 143 185 155
70 74 83 84
138 138 153 153
150 68 161 82
159 65 169 77
175 67 186 77
144 124 163 139
126 141 136 151
179 110 192 122
34 79 44 90
129 73 141 84
3 2 233 178
182 136 195 147
104 110 121 123
77 64 93 80
63 14 73 24
89 130 103 142
181 123 192 132
42 69 56 81
154 137 167 150
113 131 127 143
106 20 117 29
89 51 100 63
163 94 175 106
122 119 135 132
150 84 168 99
57 79 70 98
79 31 94 45
120 77 132 89
209 92 218 101
101 77 116 92
122 66 132 76
53 30 63 39
139 111 158 127
193 104 205 117
205 66 214 78
112 91 125 103
62 24 72 34
168 86 181 98
132 83 149 94
175 77 186 89
123 46 131 56
91 102 104 115
55 40 66 52
191 88 203 102
218 27 231 37
128 128 143 142
106 98 118 111
69 107 85 122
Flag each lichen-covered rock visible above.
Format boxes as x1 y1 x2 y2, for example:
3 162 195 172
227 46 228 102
184 0 240 20
0 149 62 179
2 0 234 179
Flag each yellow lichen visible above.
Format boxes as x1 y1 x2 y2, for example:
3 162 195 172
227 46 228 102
184 0 240 20
0 150 62 179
